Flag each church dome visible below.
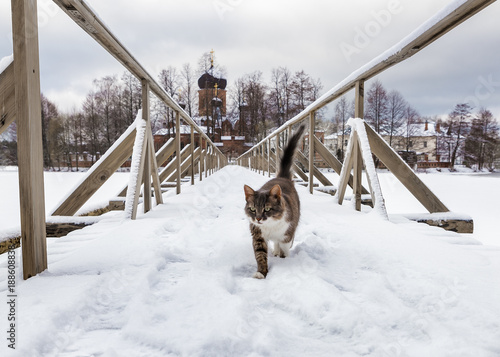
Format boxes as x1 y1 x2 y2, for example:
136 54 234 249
198 72 227 90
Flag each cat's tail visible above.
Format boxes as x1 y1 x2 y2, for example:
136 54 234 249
277 124 306 180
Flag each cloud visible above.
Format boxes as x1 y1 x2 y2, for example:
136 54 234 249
1 0 499 119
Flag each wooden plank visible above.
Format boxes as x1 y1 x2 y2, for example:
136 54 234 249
411 218 473 234
353 136 363 211
53 123 136 215
147 124 163 205
190 125 195 185
166 147 200 182
364 122 449 213
336 132 357 204
293 163 308 182
158 143 192 183
296 151 333 187
199 136 204 181
175 111 181 194
309 112 315 194
267 139 271 177
355 80 364 118
156 138 175 167
142 80 151 214
46 222 94 237
116 136 173 198
128 120 149 220
313 135 369 194
12 0 47 279
0 236 21 255
0 62 15 135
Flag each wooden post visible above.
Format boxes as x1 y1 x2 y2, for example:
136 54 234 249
147 124 163 205
199 134 204 181
12 0 47 279
205 144 209 178
309 112 315 194
352 133 363 211
355 80 364 119
175 111 181 194
142 80 151 213
0 62 16 136
267 138 271 177
190 125 195 185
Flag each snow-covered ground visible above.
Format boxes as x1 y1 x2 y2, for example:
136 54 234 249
1 165 500 356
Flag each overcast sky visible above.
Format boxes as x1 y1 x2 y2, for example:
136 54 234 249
1 0 499 120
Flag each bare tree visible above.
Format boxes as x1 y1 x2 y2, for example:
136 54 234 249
443 103 472 169
401 105 420 152
270 67 292 127
158 66 181 135
464 108 499 170
41 94 59 169
365 80 389 134
82 91 102 163
180 63 197 117
334 96 354 161
93 75 120 149
385 90 407 146
121 71 142 126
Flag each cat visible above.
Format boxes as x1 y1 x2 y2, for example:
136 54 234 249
244 125 305 279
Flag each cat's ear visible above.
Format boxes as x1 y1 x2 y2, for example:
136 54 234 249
244 185 255 201
270 184 282 200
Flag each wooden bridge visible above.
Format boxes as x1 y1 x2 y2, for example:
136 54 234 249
0 0 495 279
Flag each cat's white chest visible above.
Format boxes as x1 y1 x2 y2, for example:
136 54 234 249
257 216 289 243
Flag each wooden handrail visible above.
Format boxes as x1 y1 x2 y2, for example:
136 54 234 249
237 0 496 157
52 0 224 158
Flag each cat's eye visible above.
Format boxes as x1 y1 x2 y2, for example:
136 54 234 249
249 207 256 212
264 207 271 212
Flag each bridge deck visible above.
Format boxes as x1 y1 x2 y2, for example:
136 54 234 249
1 166 499 355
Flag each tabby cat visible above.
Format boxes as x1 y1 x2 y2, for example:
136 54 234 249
244 125 305 279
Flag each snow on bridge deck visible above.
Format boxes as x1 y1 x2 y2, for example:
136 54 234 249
1 166 500 356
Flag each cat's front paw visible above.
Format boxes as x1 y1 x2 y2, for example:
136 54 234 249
253 272 266 279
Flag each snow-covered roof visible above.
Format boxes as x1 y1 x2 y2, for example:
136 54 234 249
396 122 441 137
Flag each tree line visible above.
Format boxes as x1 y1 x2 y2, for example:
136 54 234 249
1 54 498 171
330 80 499 170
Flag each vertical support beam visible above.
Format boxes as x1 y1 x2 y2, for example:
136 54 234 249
355 80 364 119
175 111 181 194
353 134 363 211
12 0 47 279
190 125 195 185
199 134 204 181
267 138 271 177
204 143 208 178
147 124 163 205
309 112 315 194
142 79 151 213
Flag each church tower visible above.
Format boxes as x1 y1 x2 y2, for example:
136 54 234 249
197 50 227 118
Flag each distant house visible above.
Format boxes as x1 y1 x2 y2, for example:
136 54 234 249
323 121 450 170
385 121 450 169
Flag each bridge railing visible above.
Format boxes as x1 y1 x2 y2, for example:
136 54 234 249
0 0 227 278
237 0 493 233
